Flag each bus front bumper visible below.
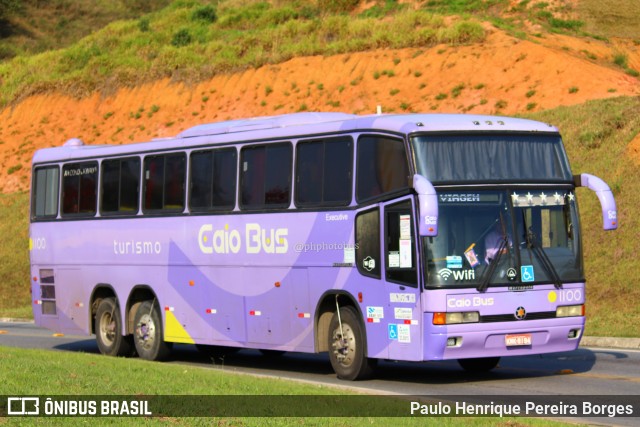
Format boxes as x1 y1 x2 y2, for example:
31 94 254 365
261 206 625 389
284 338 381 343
423 315 585 361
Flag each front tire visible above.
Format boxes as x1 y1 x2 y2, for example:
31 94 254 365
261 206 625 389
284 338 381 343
133 300 172 361
328 306 376 380
458 357 500 372
95 298 134 357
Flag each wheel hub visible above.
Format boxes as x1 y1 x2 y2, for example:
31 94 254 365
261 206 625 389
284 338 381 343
99 312 116 345
135 313 155 350
331 324 355 366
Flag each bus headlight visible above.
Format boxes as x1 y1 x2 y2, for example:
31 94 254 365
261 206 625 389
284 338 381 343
556 304 584 317
433 312 479 325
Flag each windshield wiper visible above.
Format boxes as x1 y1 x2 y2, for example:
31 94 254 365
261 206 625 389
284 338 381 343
522 211 563 289
477 235 508 292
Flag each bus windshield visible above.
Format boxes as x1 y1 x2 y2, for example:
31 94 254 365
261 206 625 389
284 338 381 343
424 190 583 288
412 133 572 184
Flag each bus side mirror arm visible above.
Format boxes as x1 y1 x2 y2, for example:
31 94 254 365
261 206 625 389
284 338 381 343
413 174 438 236
574 173 618 230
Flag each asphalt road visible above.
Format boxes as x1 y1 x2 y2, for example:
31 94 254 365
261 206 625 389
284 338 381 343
1 321 638 425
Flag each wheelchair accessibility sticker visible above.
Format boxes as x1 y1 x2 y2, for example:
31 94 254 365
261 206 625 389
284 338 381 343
521 265 535 282
388 324 398 340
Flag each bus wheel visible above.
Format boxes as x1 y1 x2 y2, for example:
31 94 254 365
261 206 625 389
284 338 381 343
328 306 376 380
133 300 172 361
95 298 134 357
458 357 500 372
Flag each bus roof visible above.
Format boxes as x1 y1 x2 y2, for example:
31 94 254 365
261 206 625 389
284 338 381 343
32 112 559 164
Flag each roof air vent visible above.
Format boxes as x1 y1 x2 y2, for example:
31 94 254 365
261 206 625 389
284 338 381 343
63 138 85 148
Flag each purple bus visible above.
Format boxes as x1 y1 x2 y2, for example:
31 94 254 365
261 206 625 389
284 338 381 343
29 112 617 380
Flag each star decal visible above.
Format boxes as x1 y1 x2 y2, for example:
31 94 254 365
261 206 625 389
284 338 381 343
539 192 547 205
553 192 562 204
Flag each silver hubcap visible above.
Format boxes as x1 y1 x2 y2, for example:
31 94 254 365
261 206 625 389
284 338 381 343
99 311 116 346
135 313 156 351
331 323 355 367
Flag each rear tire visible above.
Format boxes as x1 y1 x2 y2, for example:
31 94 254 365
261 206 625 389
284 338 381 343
328 306 376 380
458 357 500 372
95 298 134 357
133 300 172 361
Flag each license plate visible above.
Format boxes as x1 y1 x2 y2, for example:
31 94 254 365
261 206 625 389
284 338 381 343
505 333 532 346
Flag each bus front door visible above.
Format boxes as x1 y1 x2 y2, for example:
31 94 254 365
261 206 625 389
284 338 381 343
381 196 422 361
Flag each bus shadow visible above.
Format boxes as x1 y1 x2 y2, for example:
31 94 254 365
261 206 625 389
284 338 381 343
52 341 611 386
168 345 603 385
374 348 603 385
54 339 101 354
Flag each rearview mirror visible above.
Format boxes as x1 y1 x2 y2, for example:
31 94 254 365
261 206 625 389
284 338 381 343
574 173 618 230
413 174 438 236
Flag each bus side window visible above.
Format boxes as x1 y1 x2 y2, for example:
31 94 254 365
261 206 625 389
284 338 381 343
143 153 185 212
356 208 380 279
356 135 409 203
164 154 185 209
296 137 352 207
62 162 98 216
190 148 237 211
241 143 292 210
32 166 60 219
101 157 140 215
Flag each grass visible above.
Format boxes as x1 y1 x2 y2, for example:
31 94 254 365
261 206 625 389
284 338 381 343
0 346 578 426
0 191 30 318
576 0 640 38
0 0 172 60
0 1 486 107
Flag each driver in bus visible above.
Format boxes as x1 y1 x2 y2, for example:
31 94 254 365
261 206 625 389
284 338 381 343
484 221 512 265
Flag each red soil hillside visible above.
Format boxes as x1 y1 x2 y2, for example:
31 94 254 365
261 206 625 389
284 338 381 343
1 26 638 194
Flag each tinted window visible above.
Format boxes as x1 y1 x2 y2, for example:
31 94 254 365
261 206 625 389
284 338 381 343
296 138 352 207
385 200 417 286
190 148 237 211
32 167 59 219
241 143 292 209
101 157 140 215
62 162 98 216
143 153 185 212
355 208 380 279
357 136 410 203
412 133 572 184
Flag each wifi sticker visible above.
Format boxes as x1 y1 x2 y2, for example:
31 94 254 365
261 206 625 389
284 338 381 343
438 268 453 280
437 268 475 281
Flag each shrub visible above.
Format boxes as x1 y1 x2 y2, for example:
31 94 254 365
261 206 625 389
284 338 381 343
138 17 150 32
171 29 192 47
7 164 22 175
192 5 217 23
613 53 628 68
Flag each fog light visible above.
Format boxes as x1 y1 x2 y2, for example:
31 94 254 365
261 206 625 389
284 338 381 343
447 337 462 347
568 328 581 339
